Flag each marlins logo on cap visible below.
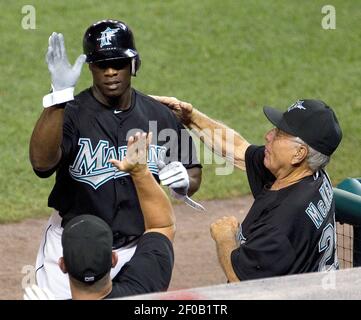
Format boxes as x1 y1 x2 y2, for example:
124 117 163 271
97 27 120 48
288 100 306 112
83 19 141 75
263 99 342 156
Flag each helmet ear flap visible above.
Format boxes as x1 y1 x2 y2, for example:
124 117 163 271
131 56 141 76
131 58 136 76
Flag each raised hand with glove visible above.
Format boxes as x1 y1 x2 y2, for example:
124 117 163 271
43 32 86 107
158 160 205 211
30 32 86 171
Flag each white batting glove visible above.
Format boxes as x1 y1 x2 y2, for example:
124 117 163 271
158 160 189 200
157 160 205 211
43 33 86 107
23 285 55 300
46 32 86 91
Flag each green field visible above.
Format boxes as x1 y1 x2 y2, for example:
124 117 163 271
0 0 360 222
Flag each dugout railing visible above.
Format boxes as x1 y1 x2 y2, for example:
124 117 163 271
334 177 361 268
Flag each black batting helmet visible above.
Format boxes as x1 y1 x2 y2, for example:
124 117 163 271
83 19 141 76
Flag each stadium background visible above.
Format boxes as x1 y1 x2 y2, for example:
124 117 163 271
0 0 360 299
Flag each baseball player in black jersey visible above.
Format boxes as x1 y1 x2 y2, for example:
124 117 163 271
25 132 175 300
152 96 342 281
29 20 201 299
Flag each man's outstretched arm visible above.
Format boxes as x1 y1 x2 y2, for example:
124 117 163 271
151 95 250 171
109 132 175 241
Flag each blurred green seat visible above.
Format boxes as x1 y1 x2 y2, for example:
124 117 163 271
334 178 361 267
334 178 361 225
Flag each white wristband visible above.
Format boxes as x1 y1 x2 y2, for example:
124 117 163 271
43 87 74 108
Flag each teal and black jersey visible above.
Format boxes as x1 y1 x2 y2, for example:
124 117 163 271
34 88 201 248
231 145 338 280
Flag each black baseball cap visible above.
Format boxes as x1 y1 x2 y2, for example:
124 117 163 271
263 99 342 156
62 215 113 284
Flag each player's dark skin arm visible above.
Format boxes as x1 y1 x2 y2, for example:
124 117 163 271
29 104 66 171
187 167 202 196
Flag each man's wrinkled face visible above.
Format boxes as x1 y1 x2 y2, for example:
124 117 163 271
263 128 303 176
